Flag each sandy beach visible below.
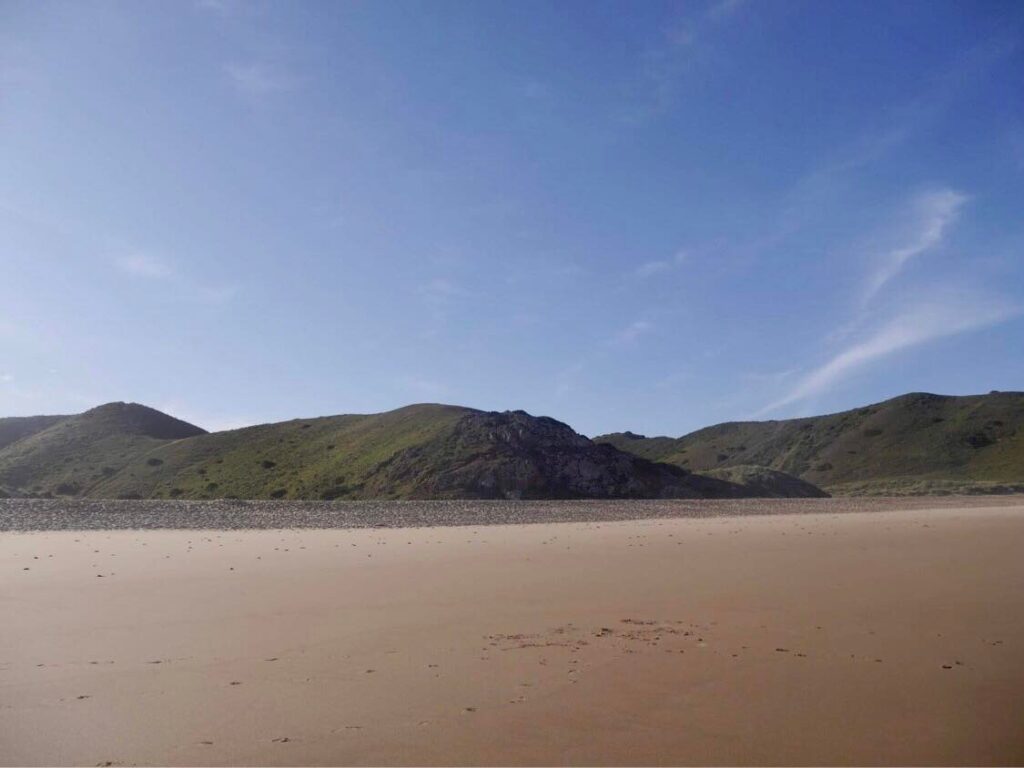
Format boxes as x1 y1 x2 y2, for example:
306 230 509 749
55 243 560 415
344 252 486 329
2 498 1023 766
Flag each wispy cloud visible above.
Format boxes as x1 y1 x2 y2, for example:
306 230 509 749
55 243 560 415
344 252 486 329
759 296 1020 415
554 361 586 398
760 39 1014 255
706 0 748 22
862 188 967 303
399 376 450 401
158 401 255 433
224 63 295 99
195 0 239 15
741 367 798 385
0 373 14 384
416 277 464 314
112 251 237 305
195 283 240 305
634 0 748 116
611 320 653 346
115 253 173 279
635 250 687 279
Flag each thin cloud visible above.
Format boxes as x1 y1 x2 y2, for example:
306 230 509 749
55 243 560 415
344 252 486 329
554 361 586 398
759 296 1020 416
706 0 748 22
862 188 967 303
399 376 450 401
115 253 173 279
635 0 747 116
635 250 687 279
763 39 1014 254
113 252 238 304
417 277 464 309
195 283 240 305
0 373 14 384
224 63 295 99
158 402 255 433
195 0 239 14
611 320 653 345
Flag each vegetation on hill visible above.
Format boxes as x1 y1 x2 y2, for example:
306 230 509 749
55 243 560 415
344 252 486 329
0 403 204 497
91 403 472 500
12 391 1015 499
702 465 830 498
0 414 68 451
91 405 760 500
596 391 1024 494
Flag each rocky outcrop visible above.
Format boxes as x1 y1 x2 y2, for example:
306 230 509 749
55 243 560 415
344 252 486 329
364 410 746 499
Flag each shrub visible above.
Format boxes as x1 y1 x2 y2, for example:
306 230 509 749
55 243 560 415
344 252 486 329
146 458 164 467
270 488 287 499
965 432 994 449
261 460 277 469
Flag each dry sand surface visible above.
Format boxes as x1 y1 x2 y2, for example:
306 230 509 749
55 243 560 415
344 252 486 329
2 498 1023 766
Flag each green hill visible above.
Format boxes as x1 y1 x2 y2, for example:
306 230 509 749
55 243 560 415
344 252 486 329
596 391 1024 494
702 465 830 498
0 401 819 501
88 405 756 501
0 402 205 497
91 403 472 500
0 414 69 451
19 391 1017 500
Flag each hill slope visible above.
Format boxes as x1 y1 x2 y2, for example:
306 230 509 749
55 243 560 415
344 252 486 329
0 403 205 497
702 465 830 498
0 414 69 451
596 391 1024 494
89 405 754 501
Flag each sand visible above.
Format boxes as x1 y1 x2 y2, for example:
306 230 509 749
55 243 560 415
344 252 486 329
2 499 1023 766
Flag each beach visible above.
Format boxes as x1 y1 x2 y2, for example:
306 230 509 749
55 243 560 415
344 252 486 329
2 498 1023 765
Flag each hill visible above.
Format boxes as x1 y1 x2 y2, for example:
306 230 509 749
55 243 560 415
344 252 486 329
0 414 69 451
0 402 205 497
596 391 1024 494
701 465 829 498
89 405 755 501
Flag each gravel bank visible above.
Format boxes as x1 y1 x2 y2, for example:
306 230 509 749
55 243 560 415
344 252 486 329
1 495 1021 531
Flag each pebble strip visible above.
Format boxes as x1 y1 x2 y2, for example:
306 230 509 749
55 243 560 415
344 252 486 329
1 495 1019 532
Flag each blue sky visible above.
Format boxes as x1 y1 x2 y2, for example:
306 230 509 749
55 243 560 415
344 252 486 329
2 0 1023 437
